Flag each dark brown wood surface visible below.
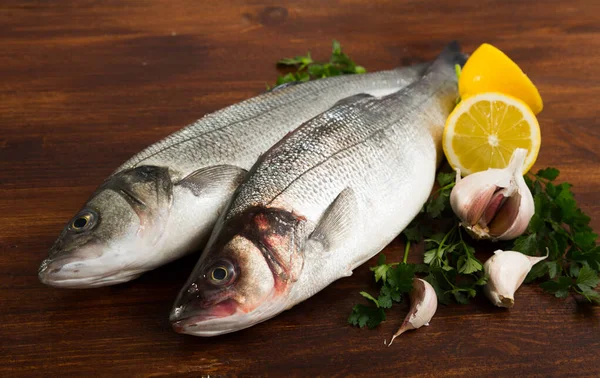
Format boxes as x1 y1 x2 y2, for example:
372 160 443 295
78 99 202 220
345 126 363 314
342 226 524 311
1 1 599 376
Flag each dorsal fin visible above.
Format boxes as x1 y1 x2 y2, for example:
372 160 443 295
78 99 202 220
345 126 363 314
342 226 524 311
333 93 374 107
268 81 303 93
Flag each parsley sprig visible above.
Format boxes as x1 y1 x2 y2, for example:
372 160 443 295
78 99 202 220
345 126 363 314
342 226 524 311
273 41 366 87
514 168 600 303
404 172 487 305
349 168 599 329
348 250 416 329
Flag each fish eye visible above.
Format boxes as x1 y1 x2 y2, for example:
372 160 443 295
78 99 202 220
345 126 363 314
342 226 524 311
208 262 235 285
211 267 228 281
69 210 98 232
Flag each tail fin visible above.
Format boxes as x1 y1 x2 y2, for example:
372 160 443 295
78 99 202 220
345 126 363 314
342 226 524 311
421 41 466 79
437 41 467 68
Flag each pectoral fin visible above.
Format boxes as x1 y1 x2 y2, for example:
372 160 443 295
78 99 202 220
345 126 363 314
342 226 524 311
307 187 357 253
176 165 248 196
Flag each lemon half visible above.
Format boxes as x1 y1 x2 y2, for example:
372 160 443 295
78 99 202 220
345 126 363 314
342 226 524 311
443 92 541 175
459 43 543 115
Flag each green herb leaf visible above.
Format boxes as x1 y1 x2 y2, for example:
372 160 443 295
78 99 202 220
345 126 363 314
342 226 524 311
575 231 598 251
513 233 538 255
436 171 456 187
458 255 483 274
377 292 393 309
570 262 582 278
332 40 342 54
277 53 313 67
576 265 600 289
370 254 402 284
536 167 560 181
348 304 386 329
423 249 438 265
546 260 562 279
426 193 448 219
274 41 365 87
452 290 470 304
370 262 392 284
555 185 578 221
402 221 429 243
475 274 489 286
424 271 452 305
579 286 600 304
359 291 380 307
379 285 402 308
526 260 549 283
274 72 299 86
387 264 415 293
540 276 572 297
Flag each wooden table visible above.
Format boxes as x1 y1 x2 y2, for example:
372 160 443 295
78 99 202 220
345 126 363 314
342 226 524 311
2 1 599 376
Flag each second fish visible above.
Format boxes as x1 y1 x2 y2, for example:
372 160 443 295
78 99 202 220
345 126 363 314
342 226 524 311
171 42 465 336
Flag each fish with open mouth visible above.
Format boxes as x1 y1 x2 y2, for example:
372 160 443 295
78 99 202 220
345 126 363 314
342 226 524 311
170 42 465 336
38 62 427 288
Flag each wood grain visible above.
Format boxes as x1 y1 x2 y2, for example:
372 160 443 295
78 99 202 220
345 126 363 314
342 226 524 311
1 0 599 376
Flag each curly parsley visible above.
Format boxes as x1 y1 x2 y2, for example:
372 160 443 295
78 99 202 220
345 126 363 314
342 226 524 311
349 168 599 329
272 40 366 88
515 168 600 303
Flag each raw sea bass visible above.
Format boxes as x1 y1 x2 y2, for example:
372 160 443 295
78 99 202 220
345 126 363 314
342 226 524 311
38 63 427 288
170 42 464 336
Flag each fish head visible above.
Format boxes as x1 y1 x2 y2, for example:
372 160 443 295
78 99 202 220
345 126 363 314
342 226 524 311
39 166 173 288
170 207 305 336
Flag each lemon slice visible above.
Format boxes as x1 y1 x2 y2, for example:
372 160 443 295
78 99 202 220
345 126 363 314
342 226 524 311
459 43 543 114
443 92 541 175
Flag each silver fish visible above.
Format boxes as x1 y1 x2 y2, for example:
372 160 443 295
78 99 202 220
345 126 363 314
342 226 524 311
170 42 464 336
38 63 426 288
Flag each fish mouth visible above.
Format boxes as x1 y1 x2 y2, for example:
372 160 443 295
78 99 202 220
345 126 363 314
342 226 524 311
38 256 143 288
170 299 242 336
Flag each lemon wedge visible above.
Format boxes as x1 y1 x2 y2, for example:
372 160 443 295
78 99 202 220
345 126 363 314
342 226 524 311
443 92 541 175
459 43 543 114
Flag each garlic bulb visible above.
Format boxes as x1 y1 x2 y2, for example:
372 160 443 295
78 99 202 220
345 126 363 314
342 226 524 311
450 148 534 241
389 278 437 346
484 250 548 308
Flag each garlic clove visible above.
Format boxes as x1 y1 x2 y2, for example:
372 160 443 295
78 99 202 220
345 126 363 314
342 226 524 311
479 189 509 227
494 180 534 241
467 183 498 227
388 278 437 346
487 192 521 236
450 148 534 241
450 169 498 226
484 250 548 308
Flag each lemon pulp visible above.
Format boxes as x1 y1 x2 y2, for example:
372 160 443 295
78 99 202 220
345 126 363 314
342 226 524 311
443 92 541 175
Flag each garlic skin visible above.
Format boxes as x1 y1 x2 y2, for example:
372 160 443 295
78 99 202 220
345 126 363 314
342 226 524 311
389 278 437 346
484 250 548 308
450 148 534 241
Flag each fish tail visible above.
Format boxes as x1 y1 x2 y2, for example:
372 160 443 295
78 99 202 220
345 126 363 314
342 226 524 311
439 41 467 67
421 41 467 80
